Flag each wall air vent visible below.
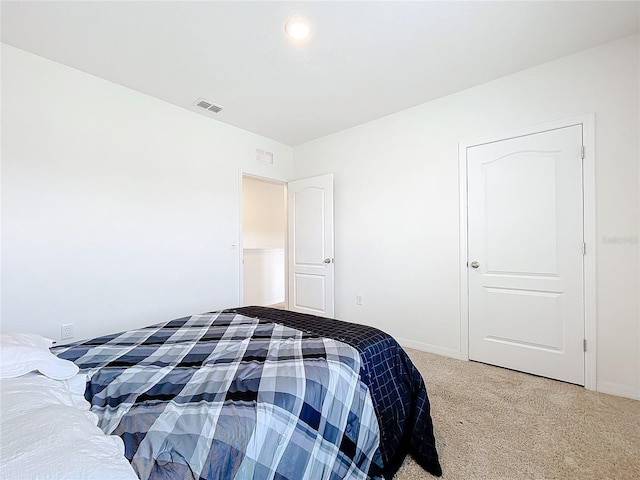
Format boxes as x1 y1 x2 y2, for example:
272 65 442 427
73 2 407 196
256 149 274 165
194 98 223 113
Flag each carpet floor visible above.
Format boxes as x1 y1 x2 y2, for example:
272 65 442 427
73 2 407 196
395 349 640 479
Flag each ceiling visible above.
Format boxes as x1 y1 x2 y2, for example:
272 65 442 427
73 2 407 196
2 1 638 146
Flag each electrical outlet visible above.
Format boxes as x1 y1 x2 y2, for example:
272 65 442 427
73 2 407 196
61 323 74 340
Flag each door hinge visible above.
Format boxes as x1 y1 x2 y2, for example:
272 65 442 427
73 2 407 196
581 145 585 159
583 339 587 352
581 242 586 255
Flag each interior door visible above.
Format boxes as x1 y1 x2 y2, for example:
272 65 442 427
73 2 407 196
287 174 334 317
467 125 585 385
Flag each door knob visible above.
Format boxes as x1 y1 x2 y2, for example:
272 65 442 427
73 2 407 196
470 261 480 269
323 258 333 264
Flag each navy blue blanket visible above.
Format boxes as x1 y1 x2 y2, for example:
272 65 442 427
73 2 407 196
229 307 442 478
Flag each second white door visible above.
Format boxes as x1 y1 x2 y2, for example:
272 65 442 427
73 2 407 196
467 125 585 385
287 174 335 317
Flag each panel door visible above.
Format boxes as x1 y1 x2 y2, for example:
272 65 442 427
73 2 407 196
467 125 585 385
287 174 334 317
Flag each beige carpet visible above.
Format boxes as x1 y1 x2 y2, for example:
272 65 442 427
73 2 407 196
395 349 640 479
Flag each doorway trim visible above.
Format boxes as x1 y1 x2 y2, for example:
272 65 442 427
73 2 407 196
458 114 596 390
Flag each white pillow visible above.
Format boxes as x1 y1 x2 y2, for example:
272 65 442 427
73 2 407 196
1 373 138 480
0 333 79 380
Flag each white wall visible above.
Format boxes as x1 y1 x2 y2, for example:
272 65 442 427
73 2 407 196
242 177 286 249
293 35 640 399
243 249 285 306
1 45 294 342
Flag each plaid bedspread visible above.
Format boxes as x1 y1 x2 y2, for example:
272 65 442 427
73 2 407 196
231 307 442 478
53 312 384 480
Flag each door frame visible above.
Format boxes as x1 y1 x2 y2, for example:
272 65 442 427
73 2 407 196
458 114 596 390
238 171 289 309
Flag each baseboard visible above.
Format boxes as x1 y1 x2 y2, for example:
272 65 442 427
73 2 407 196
597 381 640 401
395 337 640 402
395 336 461 360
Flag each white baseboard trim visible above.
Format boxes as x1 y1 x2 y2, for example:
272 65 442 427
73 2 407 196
597 381 640 401
396 337 640 401
395 337 461 360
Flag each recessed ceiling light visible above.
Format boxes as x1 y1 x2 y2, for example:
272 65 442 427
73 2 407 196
285 17 311 41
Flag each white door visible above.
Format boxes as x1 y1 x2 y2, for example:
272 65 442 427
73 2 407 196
287 174 334 317
467 125 585 385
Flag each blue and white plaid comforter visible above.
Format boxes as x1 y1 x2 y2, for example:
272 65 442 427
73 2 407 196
54 312 385 480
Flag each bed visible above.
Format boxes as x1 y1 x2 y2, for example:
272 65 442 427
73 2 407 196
52 306 442 479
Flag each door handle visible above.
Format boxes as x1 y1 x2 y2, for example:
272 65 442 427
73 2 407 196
323 258 333 264
470 261 480 269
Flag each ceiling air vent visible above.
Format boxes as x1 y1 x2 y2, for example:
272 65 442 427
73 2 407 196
194 98 223 113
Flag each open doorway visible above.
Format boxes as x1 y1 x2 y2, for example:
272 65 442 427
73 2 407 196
241 175 287 308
